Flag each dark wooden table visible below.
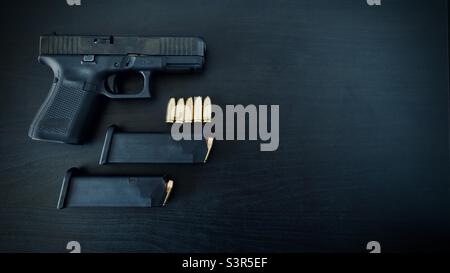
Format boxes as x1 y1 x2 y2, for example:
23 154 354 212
0 0 449 252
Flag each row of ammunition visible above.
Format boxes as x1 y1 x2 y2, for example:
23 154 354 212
166 96 212 123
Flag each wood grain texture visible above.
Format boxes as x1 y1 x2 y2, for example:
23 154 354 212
0 0 449 252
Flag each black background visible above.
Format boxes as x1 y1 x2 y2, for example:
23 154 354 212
0 0 449 252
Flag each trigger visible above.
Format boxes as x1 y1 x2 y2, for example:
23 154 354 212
105 74 118 94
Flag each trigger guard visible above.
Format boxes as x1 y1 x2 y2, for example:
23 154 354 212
101 71 151 99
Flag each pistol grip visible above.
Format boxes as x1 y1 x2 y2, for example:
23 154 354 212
28 78 99 144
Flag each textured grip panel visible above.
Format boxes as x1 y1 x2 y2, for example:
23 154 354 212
29 80 98 144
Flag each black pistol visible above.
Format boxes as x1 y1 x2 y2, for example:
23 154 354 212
29 35 206 144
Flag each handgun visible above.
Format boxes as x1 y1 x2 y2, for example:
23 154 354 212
28 35 205 144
